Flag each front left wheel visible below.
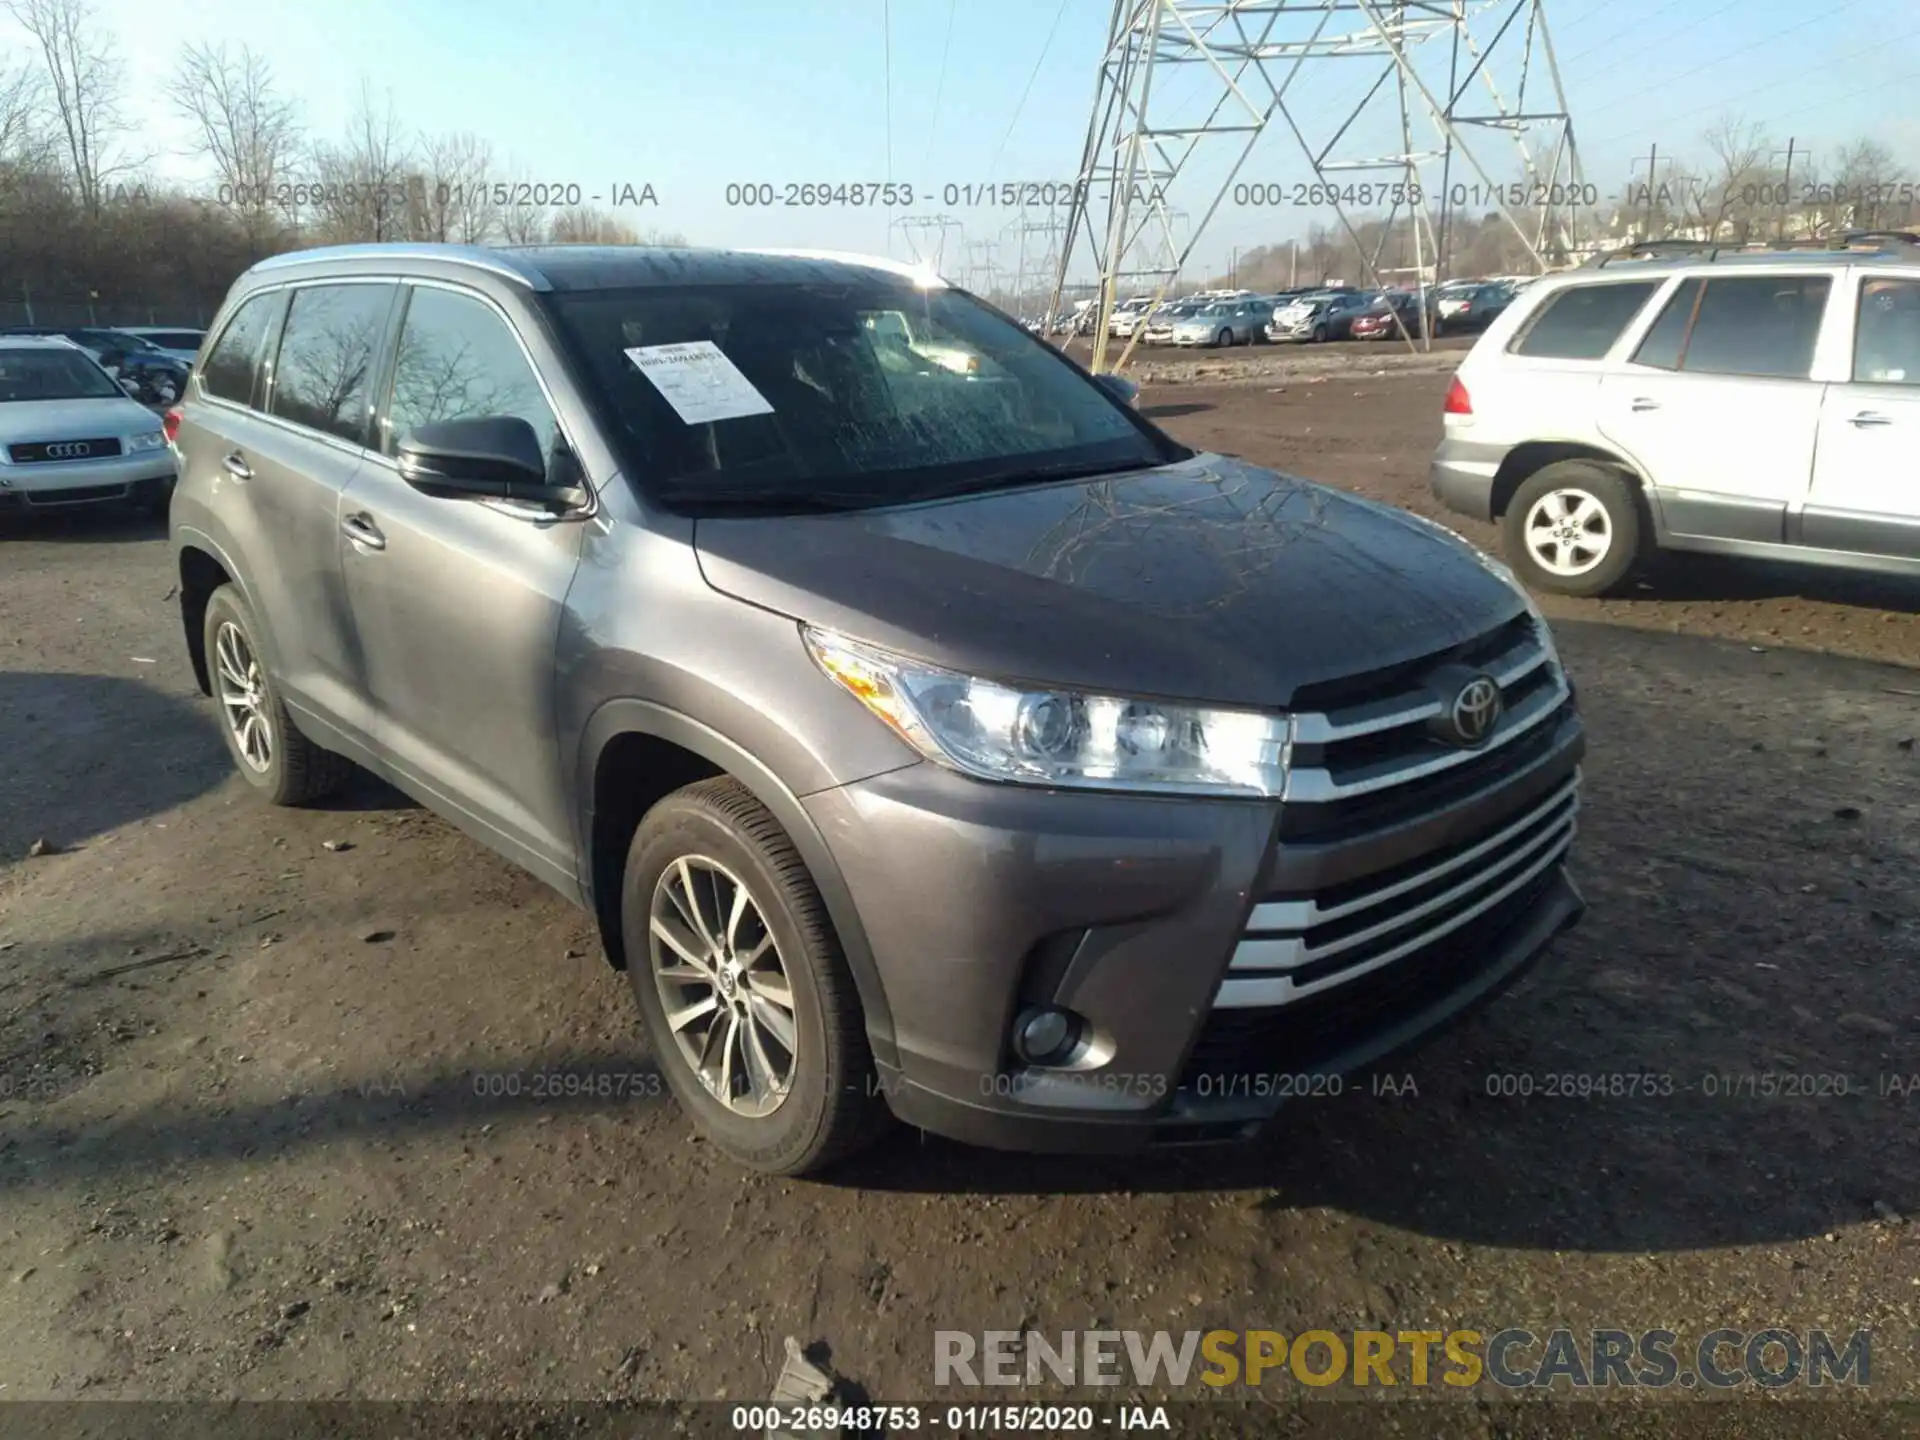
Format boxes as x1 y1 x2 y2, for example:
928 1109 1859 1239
623 777 890 1175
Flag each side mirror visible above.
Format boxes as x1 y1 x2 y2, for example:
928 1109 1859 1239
1093 372 1140 408
396 416 585 510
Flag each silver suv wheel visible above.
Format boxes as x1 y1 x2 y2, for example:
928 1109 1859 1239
1521 487 1612 578
213 619 273 773
648 854 797 1119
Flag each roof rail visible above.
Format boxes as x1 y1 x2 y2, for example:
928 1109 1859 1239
247 243 552 290
734 247 948 286
1584 239 1725 268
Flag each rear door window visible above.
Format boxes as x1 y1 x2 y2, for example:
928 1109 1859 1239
200 292 281 406
1634 274 1830 379
267 283 397 445
1510 281 1661 360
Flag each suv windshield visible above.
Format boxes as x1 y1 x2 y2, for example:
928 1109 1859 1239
546 281 1183 510
0 348 122 402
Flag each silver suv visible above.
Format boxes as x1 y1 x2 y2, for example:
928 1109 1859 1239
1432 232 1920 596
170 243 1585 1173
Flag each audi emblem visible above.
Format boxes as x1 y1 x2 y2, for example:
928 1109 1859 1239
1447 675 1504 747
43 441 92 459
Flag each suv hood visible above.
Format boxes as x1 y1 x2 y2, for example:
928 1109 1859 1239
693 453 1525 709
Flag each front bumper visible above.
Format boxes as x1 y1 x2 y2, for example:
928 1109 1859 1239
1429 432 1512 522
0 450 176 509
805 707 1585 1153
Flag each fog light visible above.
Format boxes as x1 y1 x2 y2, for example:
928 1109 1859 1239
1013 1007 1079 1066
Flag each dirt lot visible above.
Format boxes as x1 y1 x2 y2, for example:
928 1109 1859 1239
3 353 1919 1435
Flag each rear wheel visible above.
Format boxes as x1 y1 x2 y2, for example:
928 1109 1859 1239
1503 461 1645 598
624 777 890 1175
202 585 355 804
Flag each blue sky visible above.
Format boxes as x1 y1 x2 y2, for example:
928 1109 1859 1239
17 0 1920 278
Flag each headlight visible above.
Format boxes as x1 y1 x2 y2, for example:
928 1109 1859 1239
804 628 1289 797
126 431 166 452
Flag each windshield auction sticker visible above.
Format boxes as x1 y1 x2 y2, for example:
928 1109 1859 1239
623 341 774 425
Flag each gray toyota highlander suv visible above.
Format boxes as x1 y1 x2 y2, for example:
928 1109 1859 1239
169 243 1586 1174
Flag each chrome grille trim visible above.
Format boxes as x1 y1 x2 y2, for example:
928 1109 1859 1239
1290 632 1552 746
1213 819 1575 1009
1244 776 1579 936
1284 666 1570 804
1230 805 1575 974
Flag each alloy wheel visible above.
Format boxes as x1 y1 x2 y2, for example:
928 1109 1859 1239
647 855 797 1118
1522 488 1612 577
213 620 273 773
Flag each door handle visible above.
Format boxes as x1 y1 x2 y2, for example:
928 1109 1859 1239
341 513 386 551
222 452 252 480
1629 397 1661 412
1849 411 1893 428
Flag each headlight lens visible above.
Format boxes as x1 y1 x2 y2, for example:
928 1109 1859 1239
126 430 166 452
804 628 1290 797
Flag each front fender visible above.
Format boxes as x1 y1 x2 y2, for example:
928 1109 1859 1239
575 697 900 1068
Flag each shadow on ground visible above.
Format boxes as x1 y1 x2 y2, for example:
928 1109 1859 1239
0 671 228 859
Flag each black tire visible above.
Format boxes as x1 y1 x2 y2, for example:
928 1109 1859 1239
202 585 355 805
623 777 890 1175
1502 460 1646 598
1311 324 1328 344
1215 328 1232 348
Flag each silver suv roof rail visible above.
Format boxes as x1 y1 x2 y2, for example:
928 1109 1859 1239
1586 230 1920 268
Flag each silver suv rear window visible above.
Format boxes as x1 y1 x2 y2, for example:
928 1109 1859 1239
1508 281 1660 360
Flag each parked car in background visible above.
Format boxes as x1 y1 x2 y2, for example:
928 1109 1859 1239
1266 289 1373 343
1141 301 1204 345
1170 298 1272 346
1431 234 1920 597
171 241 1584 1174
119 326 207 365
1350 289 1432 340
1435 283 1515 335
1108 298 1157 338
0 326 191 406
0 335 176 515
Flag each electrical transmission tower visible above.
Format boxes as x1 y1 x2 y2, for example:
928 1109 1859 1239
1007 208 1069 320
891 214 965 271
1054 0 1586 371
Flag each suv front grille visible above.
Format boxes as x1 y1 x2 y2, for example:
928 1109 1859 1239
1216 775 1577 1010
1279 613 1572 841
1180 867 1561 1087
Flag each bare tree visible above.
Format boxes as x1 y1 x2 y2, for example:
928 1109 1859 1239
307 83 413 242
547 205 638 244
3 0 130 213
1830 138 1904 231
0 51 41 159
168 42 301 252
1688 115 1772 242
416 130 497 243
495 178 545 245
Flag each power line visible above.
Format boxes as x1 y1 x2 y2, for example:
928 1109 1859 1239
1564 0 1744 68
1580 0 1869 119
883 0 894 179
986 0 1073 183
921 0 959 170
1586 27 1918 147
1561 0 1706 65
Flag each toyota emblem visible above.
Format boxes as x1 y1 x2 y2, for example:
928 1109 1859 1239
1447 675 1503 747
44 441 92 458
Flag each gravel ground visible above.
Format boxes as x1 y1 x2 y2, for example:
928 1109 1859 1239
1 356 1917 1436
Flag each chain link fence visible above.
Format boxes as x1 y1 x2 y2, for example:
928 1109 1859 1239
0 292 223 330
